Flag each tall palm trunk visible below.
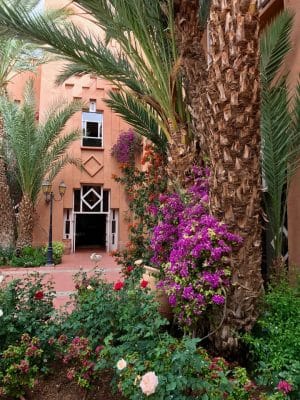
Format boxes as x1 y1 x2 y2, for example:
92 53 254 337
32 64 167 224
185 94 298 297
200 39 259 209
0 114 15 249
207 0 262 352
16 193 34 249
167 124 194 187
174 0 210 159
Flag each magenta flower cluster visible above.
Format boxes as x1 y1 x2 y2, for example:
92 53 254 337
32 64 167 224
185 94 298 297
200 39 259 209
150 167 242 328
111 129 141 164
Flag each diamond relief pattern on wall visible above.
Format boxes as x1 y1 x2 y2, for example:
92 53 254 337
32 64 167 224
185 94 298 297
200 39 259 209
82 155 103 177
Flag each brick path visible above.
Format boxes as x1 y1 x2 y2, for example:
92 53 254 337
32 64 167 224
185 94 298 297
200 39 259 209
0 250 122 308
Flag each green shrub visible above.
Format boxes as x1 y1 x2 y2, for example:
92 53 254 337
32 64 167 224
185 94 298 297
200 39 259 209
0 247 14 266
243 281 300 398
10 246 46 267
62 271 168 348
44 241 64 265
103 335 256 400
0 273 56 352
0 335 44 398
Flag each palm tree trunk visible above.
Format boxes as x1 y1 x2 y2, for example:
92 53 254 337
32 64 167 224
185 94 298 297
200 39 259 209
207 0 263 353
174 0 210 158
16 193 34 249
167 124 194 186
0 115 15 249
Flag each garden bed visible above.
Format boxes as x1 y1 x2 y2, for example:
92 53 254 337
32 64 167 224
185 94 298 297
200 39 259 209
24 367 123 400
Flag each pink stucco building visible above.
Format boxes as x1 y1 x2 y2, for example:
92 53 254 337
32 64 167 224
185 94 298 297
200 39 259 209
8 64 132 254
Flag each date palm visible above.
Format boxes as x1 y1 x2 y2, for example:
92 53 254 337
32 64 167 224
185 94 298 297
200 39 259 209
202 0 262 352
0 0 67 249
261 11 300 280
0 79 81 248
0 0 196 184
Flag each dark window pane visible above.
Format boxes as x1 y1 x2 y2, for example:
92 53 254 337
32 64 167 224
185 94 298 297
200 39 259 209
86 121 99 137
82 137 102 147
65 220 70 235
112 220 116 234
103 190 109 212
74 190 80 212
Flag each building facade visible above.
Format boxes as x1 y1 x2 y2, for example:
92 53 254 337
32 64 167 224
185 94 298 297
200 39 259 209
8 63 132 254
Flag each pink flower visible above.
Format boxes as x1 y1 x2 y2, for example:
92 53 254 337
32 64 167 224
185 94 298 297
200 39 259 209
114 281 124 291
277 380 293 394
139 371 159 396
18 359 30 374
140 279 149 288
95 345 104 354
66 368 75 381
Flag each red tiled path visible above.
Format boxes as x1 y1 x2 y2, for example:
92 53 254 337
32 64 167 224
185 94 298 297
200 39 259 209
0 250 122 308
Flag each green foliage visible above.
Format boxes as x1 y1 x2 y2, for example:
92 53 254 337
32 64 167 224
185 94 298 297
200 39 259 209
44 241 64 265
0 246 14 265
260 11 300 261
10 246 46 267
62 271 168 349
0 242 64 266
0 335 44 398
0 273 56 352
112 144 168 274
0 79 81 203
243 282 300 398
104 336 255 400
0 0 193 151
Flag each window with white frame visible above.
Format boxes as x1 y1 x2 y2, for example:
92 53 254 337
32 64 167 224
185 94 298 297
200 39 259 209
82 111 103 147
74 186 110 213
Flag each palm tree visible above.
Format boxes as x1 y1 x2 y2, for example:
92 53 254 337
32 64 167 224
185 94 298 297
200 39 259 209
0 0 67 249
173 0 211 158
201 0 262 352
0 0 262 352
261 11 300 281
0 79 81 248
0 0 195 184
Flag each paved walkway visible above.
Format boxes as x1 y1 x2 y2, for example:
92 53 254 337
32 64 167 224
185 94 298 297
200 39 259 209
0 250 122 308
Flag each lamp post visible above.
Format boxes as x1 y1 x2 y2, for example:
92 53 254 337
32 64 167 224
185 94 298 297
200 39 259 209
42 180 67 266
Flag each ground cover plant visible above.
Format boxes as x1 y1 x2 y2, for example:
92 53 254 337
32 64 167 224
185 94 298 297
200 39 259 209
243 281 300 399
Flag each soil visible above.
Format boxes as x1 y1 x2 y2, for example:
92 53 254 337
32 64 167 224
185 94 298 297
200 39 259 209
23 368 125 400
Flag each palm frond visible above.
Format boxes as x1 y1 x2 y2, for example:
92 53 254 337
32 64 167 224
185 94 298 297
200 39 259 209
0 79 80 202
105 90 167 152
260 11 300 258
260 10 294 86
0 0 190 147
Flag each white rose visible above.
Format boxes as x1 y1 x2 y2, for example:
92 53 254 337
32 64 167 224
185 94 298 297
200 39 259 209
134 259 143 266
0 309 3 317
140 371 159 396
116 358 127 371
87 285 93 290
0 275 4 284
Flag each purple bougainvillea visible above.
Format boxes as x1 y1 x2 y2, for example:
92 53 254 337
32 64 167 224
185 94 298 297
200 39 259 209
111 129 141 164
150 167 242 330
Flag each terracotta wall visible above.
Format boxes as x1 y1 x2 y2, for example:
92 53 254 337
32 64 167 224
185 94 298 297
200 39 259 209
7 0 133 252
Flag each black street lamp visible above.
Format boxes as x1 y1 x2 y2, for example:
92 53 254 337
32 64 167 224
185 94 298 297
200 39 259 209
42 180 67 266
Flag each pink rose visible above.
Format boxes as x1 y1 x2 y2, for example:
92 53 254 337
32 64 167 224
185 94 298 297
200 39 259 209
139 371 159 396
277 380 293 394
